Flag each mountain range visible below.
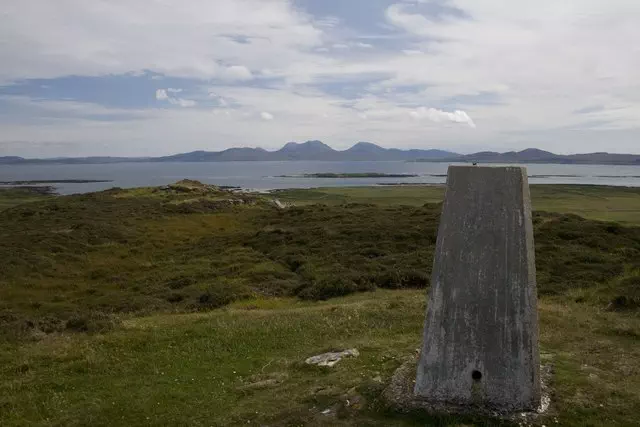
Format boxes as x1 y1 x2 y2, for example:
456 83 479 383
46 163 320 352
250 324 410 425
422 148 640 165
0 141 455 164
1 142 640 165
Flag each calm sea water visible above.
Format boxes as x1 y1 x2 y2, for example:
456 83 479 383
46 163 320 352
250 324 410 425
1 161 639 195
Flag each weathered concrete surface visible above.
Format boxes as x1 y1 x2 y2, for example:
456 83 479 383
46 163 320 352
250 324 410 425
386 353 552 420
415 166 540 411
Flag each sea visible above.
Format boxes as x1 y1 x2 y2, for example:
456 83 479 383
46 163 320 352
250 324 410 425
1 161 640 195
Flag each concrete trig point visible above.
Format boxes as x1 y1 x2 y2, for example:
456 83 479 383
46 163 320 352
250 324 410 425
415 165 541 412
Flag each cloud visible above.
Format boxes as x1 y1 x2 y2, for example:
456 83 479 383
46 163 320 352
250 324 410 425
410 107 476 128
218 66 253 81
0 0 321 82
1 0 640 156
260 111 274 121
155 89 169 100
155 88 196 108
169 98 196 108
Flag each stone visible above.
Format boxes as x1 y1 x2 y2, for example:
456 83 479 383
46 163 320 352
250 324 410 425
271 198 288 209
236 372 288 391
415 166 541 412
305 349 360 367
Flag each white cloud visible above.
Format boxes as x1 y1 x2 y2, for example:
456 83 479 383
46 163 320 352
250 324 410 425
156 88 196 108
155 89 169 100
260 111 274 121
410 107 476 128
0 0 321 82
170 98 197 108
218 65 253 81
1 0 640 156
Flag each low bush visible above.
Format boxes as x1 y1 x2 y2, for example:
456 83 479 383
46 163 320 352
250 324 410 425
2 185 640 338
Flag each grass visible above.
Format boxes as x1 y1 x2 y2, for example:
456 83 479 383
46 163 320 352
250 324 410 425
273 185 640 224
1 181 640 425
282 173 420 178
272 185 446 207
3 185 639 339
1 291 638 426
0 187 54 211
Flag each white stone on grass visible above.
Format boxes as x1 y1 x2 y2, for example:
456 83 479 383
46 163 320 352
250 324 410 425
305 349 360 367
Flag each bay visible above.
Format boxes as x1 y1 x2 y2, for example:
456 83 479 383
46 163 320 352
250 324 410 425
1 161 639 195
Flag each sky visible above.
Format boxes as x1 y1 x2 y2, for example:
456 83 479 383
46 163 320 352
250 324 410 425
1 0 639 157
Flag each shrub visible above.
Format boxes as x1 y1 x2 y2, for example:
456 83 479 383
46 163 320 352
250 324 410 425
166 276 195 290
195 281 250 309
166 293 185 303
297 277 358 301
608 275 640 311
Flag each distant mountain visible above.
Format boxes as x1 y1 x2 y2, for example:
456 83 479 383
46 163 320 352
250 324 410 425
2 141 458 164
1 156 146 164
5 143 640 165
155 147 270 162
0 156 25 164
275 140 336 160
416 149 640 165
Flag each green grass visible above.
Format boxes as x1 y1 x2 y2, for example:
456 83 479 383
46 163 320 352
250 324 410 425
1 181 640 426
530 185 640 224
273 185 640 224
0 187 54 211
1 290 638 426
272 185 446 207
3 186 639 340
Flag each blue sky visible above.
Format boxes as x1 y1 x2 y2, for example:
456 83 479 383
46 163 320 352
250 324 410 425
1 0 639 157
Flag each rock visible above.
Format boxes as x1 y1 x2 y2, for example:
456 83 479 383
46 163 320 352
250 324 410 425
271 199 287 209
305 349 359 367
236 372 288 391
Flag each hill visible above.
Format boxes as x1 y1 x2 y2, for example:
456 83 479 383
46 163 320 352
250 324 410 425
2 142 458 164
1 183 640 425
153 141 458 162
417 148 640 165
6 144 640 165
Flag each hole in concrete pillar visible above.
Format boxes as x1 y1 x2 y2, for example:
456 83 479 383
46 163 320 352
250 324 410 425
472 370 482 381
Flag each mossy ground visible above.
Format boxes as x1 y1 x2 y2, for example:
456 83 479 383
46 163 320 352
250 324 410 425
0 187 53 211
1 183 639 426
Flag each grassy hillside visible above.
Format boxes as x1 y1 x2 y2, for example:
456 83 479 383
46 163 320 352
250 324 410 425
1 291 639 426
274 185 640 224
1 182 639 426
0 186 53 211
2 183 639 340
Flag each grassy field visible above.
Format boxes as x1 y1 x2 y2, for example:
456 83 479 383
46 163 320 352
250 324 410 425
1 182 640 426
0 187 54 211
274 184 640 224
2 291 639 426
